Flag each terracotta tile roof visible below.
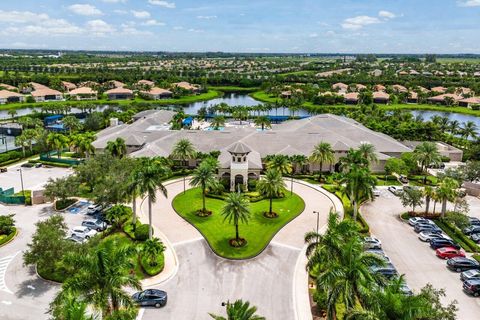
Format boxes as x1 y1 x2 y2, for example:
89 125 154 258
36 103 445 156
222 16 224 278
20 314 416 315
373 91 390 99
137 80 155 86
332 82 348 90
105 87 133 94
0 83 17 91
344 92 359 100
31 88 62 97
428 93 462 102
69 87 97 95
62 81 76 90
431 86 447 93
0 90 24 99
143 87 172 95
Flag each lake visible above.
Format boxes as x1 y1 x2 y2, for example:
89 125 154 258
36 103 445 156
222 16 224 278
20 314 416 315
411 110 480 134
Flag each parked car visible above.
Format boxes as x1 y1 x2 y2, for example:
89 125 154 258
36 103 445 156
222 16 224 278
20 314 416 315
418 231 450 242
470 233 480 244
71 226 97 239
447 257 480 272
469 217 480 226
363 236 382 250
460 270 480 282
408 217 428 226
66 234 86 243
388 186 402 195
370 264 398 279
400 284 413 296
81 219 107 232
435 247 465 259
86 204 103 215
463 279 480 297
21 163 34 168
414 224 442 234
132 289 168 308
464 226 480 236
430 238 461 250
399 175 409 184
365 249 391 262
373 188 381 197
0 167 7 173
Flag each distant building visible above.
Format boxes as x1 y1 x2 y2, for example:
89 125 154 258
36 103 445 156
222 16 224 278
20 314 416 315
141 87 173 100
344 92 359 105
105 87 134 100
373 91 390 104
61 81 77 92
31 88 63 102
69 87 98 101
0 90 25 104
458 97 480 108
427 94 461 105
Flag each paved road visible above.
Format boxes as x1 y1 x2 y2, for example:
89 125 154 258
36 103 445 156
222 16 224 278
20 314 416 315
362 189 480 320
140 179 340 320
0 203 91 320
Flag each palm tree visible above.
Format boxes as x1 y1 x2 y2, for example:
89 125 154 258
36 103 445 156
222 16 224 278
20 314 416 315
135 158 169 239
448 120 460 135
221 191 250 246
46 132 69 158
53 239 141 318
171 138 197 194
310 142 335 181
210 115 226 130
358 143 378 166
126 167 142 231
105 137 127 159
423 186 435 216
7 109 17 121
254 116 271 131
105 204 131 230
209 300 265 320
15 134 28 157
50 293 95 320
142 238 165 267
343 166 376 220
62 115 82 134
291 154 308 174
266 154 293 194
436 177 459 218
190 161 217 215
460 121 478 140
257 169 285 218
413 142 442 183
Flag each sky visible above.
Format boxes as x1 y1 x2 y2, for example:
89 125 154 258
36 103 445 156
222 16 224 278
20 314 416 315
0 0 479 53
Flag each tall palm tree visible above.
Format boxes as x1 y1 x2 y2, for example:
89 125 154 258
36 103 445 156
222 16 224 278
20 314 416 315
171 138 197 194
413 142 442 182
62 115 82 134
358 143 378 166
50 293 95 320
210 115 226 130
291 154 308 174
46 132 69 158
142 238 165 267
135 158 169 239
221 191 250 246
105 137 127 159
423 186 435 216
126 166 142 231
190 161 217 215
436 177 459 218
209 300 265 320
448 120 460 135
267 154 293 194
53 239 141 318
257 169 286 217
254 116 271 131
15 134 28 157
343 166 376 220
460 121 478 140
310 142 335 181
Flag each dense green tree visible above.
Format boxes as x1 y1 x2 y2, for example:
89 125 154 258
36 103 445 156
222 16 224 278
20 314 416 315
106 137 127 159
399 187 424 213
221 191 250 246
209 300 265 320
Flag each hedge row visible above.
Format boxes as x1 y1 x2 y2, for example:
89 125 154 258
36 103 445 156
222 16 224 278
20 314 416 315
435 220 480 253
0 227 17 247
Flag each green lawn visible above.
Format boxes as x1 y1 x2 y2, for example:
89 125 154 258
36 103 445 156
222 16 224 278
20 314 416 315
172 188 305 259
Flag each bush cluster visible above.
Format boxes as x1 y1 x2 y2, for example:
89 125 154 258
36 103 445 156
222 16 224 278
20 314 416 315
134 224 151 241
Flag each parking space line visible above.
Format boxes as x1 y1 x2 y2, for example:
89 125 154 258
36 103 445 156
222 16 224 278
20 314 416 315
0 252 19 294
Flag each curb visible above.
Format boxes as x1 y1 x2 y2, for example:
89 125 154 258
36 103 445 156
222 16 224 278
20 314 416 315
0 228 18 248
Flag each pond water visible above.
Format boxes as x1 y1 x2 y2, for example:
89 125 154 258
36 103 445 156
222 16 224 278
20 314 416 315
411 110 480 134
0 105 111 120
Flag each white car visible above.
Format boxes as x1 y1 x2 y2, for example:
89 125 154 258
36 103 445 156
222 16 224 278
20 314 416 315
87 204 103 215
364 236 382 249
418 231 450 242
408 217 432 226
66 234 87 243
387 186 402 195
71 226 97 239
373 189 381 197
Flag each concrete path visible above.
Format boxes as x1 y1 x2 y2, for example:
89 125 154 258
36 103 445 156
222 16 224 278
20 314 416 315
139 178 340 320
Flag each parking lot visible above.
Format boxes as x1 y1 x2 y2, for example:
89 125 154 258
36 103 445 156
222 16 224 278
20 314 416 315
0 163 72 192
362 189 480 320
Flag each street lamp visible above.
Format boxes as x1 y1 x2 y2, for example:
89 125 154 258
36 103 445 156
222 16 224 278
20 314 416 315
17 168 25 196
313 210 320 234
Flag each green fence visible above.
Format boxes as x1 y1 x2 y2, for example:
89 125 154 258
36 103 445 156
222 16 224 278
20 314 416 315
0 187 25 205
40 151 83 166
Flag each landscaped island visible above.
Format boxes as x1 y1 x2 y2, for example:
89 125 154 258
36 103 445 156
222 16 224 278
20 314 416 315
172 187 305 259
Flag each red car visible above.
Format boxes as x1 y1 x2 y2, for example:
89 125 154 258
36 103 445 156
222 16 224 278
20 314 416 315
436 247 465 259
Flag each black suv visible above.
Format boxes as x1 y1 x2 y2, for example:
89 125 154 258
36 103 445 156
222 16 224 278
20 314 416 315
132 289 167 308
463 279 480 297
447 257 480 272
429 238 460 250
463 226 480 236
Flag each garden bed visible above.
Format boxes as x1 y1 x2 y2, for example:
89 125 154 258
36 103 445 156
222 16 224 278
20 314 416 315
0 227 17 247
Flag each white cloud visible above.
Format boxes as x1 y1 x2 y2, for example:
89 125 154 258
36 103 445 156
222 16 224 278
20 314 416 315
188 28 204 33
131 10 151 19
86 19 115 36
173 26 183 30
101 0 127 3
68 4 103 16
0 10 83 35
341 15 380 30
120 24 152 35
0 10 49 23
114 9 128 15
197 15 217 20
458 0 480 7
143 19 166 26
378 10 396 19
148 0 176 8
308 33 319 38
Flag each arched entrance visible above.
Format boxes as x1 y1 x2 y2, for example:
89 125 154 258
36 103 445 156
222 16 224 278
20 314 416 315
234 175 244 191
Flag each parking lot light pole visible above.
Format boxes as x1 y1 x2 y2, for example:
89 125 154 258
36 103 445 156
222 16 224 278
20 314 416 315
313 210 320 234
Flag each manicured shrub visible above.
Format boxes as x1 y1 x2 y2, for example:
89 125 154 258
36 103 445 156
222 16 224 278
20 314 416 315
55 198 77 210
134 224 151 241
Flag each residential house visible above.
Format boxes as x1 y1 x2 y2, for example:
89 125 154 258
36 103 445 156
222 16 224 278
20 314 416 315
0 90 25 104
407 92 418 104
137 80 155 87
458 97 480 108
105 87 133 100
392 84 408 93
69 87 98 101
431 86 447 94
344 92 359 105
172 81 200 93
427 94 461 105
61 81 76 92
373 91 390 104
0 83 17 91
141 87 173 100
373 84 386 92
31 88 63 102
331 82 348 92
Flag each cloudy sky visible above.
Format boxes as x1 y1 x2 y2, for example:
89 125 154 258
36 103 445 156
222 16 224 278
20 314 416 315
0 0 479 53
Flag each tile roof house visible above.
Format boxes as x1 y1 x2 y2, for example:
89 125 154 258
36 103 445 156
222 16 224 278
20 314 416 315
373 84 386 92
344 92 359 105
137 80 155 87
31 88 63 102
431 86 447 94
407 91 418 104
0 90 25 104
458 97 480 108
68 87 98 101
392 84 408 93
0 83 17 91
141 87 173 100
331 82 348 92
105 87 133 100
172 81 200 92
61 81 77 92
427 94 462 105
373 91 390 104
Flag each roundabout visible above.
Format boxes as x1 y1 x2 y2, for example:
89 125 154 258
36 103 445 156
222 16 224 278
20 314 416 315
138 177 342 320
172 187 305 259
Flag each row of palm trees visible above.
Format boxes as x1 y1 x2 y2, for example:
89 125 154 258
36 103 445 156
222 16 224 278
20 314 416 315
430 115 478 140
